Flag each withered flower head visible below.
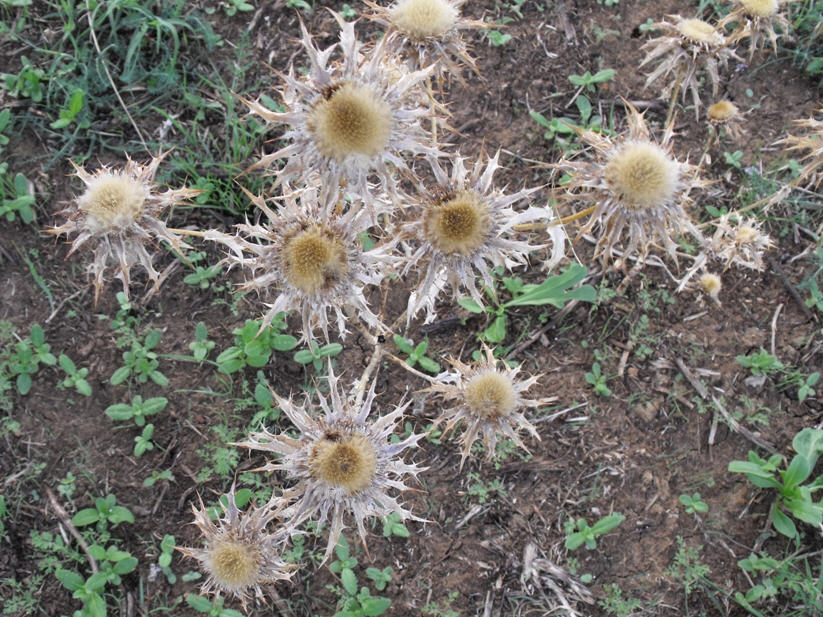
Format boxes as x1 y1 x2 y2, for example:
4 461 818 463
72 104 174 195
177 488 294 609
46 153 199 305
720 0 796 58
364 0 487 81
403 152 551 323
778 106 823 189
235 367 424 562
707 100 745 140
206 184 398 344
553 101 704 265
243 12 441 215
639 15 740 118
709 213 774 270
426 345 555 468
699 271 722 304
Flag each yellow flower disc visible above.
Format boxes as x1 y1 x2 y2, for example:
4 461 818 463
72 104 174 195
309 433 378 495
422 190 491 256
78 173 146 229
604 142 679 211
390 0 459 39
465 371 517 420
208 540 262 591
283 226 348 295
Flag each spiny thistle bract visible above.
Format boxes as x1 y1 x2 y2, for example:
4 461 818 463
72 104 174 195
243 12 441 215
639 15 740 118
426 345 555 468
235 367 425 562
206 185 398 344
778 106 823 189
364 0 487 81
177 488 294 609
402 152 552 323
46 153 199 306
553 101 704 266
719 0 796 59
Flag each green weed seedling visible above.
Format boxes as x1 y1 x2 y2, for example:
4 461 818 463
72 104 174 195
599 583 643 617
465 472 507 504
734 551 823 614
737 348 783 375
285 0 313 13
381 512 410 538
736 348 819 401
71 494 134 531
157 534 176 583
665 537 712 610
0 170 36 223
568 68 615 97
7 324 56 394
392 335 440 373
183 251 223 290
57 353 92 396
564 512 625 550
0 56 46 102
143 468 174 487
133 424 155 457
110 329 168 386
0 108 11 154
728 428 823 539
189 322 215 362
294 341 343 373
365 566 392 591
585 362 612 397
216 317 297 375
105 395 167 427
49 88 87 130
422 592 460 617
798 246 823 314
459 263 596 344
679 493 709 515
328 538 392 617
186 594 245 617
56 545 137 617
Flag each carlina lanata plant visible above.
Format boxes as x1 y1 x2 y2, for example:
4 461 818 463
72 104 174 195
553 100 705 267
176 487 294 609
234 366 425 562
707 100 745 142
402 151 555 323
778 106 823 189
708 213 774 271
46 152 200 305
719 0 796 59
363 0 488 82
242 12 442 215
425 345 557 468
699 272 723 304
205 184 399 343
639 15 740 119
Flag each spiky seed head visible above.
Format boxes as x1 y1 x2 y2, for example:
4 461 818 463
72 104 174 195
604 142 680 211
677 18 721 44
282 225 348 295
735 225 759 244
77 172 147 230
309 433 378 495
308 82 393 162
699 272 722 301
206 540 263 593
390 0 459 39
464 371 517 420
708 100 739 123
741 0 779 17
422 190 491 256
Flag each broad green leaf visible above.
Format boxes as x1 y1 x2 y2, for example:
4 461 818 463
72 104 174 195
294 350 315 364
771 504 798 539
361 596 392 616
457 297 484 314
109 365 131 385
503 264 594 308
71 508 100 527
341 567 358 596
16 373 31 395
564 532 585 550
149 371 169 387
793 428 823 468
56 568 84 591
59 354 75 372
782 455 812 490
108 506 135 525
105 404 134 421
590 513 625 534
143 397 168 414
418 356 440 374
272 334 298 351
728 461 779 479
392 335 414 354
113 556 138 575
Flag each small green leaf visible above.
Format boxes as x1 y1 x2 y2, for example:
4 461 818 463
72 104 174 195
361 596 392 616
457 297 484 314
771 504 798 538
341 567 358 596
71 508 100 527
56 568 84 591
108 506 135 525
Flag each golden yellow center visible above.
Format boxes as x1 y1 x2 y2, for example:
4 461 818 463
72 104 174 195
604 142 678 211
390 0 459 39
741 0 779 17
422 190 490 256
735 226 758 244
707 101 739 123
699 273 722 297
465 371 517 420
677 19 720 44
78 173 146 229
309 82 392 162
309 433 378 495
208 540 261 590
282 226 348 295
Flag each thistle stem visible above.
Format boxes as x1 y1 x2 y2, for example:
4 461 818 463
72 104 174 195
425 76 438 147
354 341 384 409
550 205 597 226
665 65 686 127
385 352 437 384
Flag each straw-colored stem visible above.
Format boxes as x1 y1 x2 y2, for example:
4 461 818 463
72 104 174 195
550 205 597 226
167 227 206 238
385 352 436 384
354 341 384 409
425 76 438 147
665 65 686 127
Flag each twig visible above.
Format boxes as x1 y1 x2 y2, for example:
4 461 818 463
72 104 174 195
767 256 815 322
354 341 385 409
506 299 581 359
46 487 98 573
85 0 148 153
45 288 86 324
385 352 437 384
770 303 783 358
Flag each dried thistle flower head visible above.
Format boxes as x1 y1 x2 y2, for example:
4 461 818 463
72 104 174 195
46 153 199 306
236 368 424 562
403 152 551 323
206 185 398 343
699 272 722 303
720 0 795 58
640 15 739 118
426 346 556 468
177 488 293 609
709 213 774 270
778 106 823 188
553 101 704 265
244 12 440 215
364 0 487 80
707 100 745 140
